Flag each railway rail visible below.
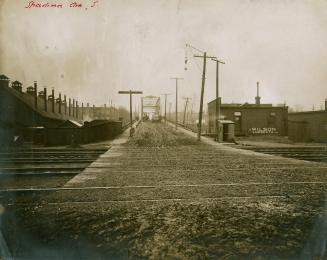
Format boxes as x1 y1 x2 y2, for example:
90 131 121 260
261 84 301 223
174 120 327 163
0 147 108 189
240 146 327 163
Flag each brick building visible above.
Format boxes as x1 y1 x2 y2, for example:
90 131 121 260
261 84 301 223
208 83 288 136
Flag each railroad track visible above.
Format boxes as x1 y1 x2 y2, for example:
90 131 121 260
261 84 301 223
240 146 327 163
0 147 108 189
170 121 327 163
1 180 327 205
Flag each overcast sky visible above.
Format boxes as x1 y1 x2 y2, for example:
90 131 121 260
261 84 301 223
1 0 327 111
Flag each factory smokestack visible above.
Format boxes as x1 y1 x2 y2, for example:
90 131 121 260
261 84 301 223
255 81 261 105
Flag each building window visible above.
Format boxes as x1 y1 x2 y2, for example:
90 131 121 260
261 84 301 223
268 111 276 126
234 111 242 116
234 111 242 132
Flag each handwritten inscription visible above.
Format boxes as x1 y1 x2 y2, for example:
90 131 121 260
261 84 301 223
25 1 99 10
249 127 278 134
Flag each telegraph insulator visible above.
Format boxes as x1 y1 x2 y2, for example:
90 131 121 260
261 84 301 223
184 44 188 71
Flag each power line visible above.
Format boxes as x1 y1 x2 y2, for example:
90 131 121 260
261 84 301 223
186 43 205 54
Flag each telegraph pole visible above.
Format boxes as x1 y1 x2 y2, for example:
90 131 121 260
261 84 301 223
161 93 171 123
212 58 225 141
170 77 183 129
183 97 191 125
118 90 143 136
169 102 172 121
141 97 143 121
194 52 216 140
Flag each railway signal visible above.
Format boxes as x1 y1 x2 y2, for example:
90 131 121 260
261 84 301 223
118 90 143 136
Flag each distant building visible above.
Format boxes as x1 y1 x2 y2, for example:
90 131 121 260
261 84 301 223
288 100 327 142
207 83 288 136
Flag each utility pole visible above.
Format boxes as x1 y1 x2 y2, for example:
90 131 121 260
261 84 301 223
183 97 191 125
141 97 143 121
169 102 172 121
211 58 225 142
190 102 194 127
110 100 113 119
161 93 171 123
170 77 183 129
194 52 216 140
118 90 143 136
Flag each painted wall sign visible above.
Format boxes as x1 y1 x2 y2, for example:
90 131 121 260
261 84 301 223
249 127 278 134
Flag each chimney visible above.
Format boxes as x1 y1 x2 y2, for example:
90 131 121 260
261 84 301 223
72 99 75 117
44 87 47 112
69 98 71 116
64 95 67 115
51 89 55 113
11 81 23 92
0 75 10 88
58 93 62 114
76 101 79 118
255 81 261 105
82 103 84 120
34 81 38 109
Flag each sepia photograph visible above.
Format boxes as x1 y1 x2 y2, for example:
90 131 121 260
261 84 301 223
1 0 327 259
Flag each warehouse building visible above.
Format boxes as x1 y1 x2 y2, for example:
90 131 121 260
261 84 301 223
208 83 288 136
288 100 327 143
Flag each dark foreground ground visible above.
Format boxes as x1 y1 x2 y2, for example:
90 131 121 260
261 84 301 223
1 122 327 259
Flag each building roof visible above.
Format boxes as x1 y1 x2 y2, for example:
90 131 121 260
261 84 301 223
208 99 287 108
289 110 327 115
12 80 22 85
58 120 82 128
0 74 9 80
2 82 82 123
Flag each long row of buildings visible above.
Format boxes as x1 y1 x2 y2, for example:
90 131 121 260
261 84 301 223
0 74 130 146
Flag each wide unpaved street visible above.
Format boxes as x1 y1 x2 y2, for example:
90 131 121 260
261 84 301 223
2 122 327 259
